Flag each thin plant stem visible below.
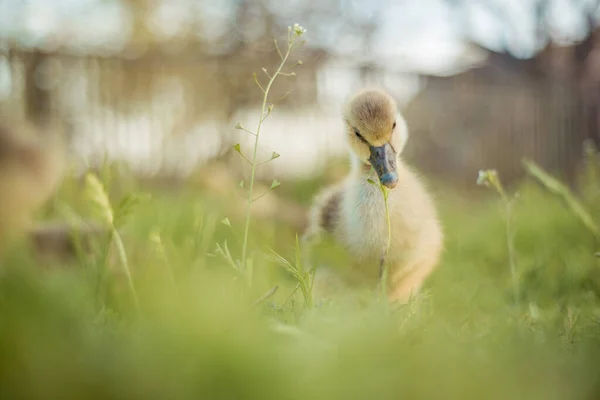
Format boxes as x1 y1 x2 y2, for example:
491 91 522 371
477 169 519 305
252 285 279 306
240 35 296 271
495 182 519 304
504 200 518 304
378 184 392 301
83 171 140 311
112 228 140 311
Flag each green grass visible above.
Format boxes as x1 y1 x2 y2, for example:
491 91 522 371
0 155 599 400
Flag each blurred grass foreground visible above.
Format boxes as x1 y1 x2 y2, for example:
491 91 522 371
0 141 597 400
1 1 600 399
0 112 599 400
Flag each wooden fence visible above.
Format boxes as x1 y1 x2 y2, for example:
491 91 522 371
1 48 596 187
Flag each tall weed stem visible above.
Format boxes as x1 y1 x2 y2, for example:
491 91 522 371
236 25 305 273
478 169 519 304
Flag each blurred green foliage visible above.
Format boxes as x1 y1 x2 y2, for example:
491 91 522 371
0 150 599 400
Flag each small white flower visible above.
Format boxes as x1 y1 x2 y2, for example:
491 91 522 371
477 169 498 187
292 23 306 36
476 170 488 186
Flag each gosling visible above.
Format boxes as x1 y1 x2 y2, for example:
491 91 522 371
304 88 443 304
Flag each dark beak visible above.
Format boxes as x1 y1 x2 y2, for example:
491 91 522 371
369 143 398 189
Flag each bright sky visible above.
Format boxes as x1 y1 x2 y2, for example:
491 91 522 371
0 0 597 176
1 0 597 74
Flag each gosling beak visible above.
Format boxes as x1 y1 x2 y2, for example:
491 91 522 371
369 143 398 189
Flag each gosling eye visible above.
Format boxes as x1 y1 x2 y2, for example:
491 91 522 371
354 128 367 143
392 121 397 130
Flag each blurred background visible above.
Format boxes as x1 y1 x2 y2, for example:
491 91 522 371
1 0 599 191
0 3 600 398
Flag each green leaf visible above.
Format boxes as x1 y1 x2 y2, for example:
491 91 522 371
270 179 281 190
221 217 232 228
215 240 239 271
233 143 241 154
271 151 280 160
523 159 599 239
235 122 244 130
84 172 114 226
114 193 151 229
367 178 377 186
267 248 300 280
294 233 302 273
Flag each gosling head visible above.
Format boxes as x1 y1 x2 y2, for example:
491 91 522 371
343 88 409 190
